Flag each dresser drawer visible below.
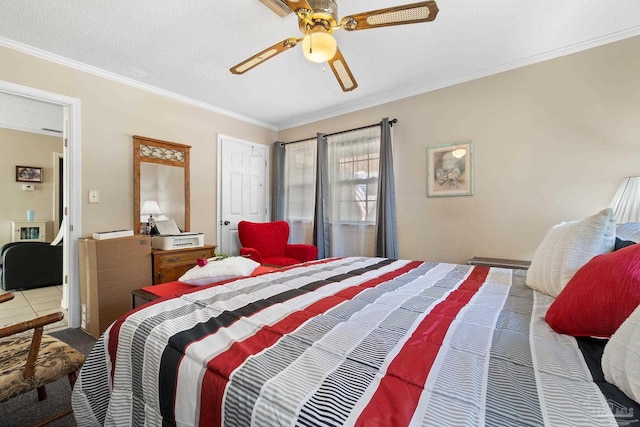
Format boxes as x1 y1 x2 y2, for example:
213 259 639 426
152 245 216 284
154 249 213 265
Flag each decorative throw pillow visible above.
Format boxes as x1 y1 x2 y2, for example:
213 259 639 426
179 256 259 286
545 243 640 337
602 303 640 404
526 208 616 297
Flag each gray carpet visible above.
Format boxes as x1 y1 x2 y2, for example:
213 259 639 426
0 328 96 427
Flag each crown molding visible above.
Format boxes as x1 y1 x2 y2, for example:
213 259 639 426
0 37 278 131
277 26 640 130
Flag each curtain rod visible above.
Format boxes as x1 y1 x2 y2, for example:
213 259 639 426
283 118 397 146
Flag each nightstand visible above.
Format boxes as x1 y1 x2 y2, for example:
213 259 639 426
467 257 531 270
152 245 217 284
131 288 159 309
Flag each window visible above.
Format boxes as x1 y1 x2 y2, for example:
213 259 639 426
329 128 380 224
328 126 381 257
282 126 382 257
284 138 316 244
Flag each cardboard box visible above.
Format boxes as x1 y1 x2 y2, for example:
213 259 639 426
79 235 151 338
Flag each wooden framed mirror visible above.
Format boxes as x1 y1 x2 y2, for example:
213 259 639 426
133 135 191 234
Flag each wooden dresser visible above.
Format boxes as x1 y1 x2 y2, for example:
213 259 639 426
152 245 217 284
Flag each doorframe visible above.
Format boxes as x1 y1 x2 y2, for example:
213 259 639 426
53 152 63 237
216 134 270 254
0 80 82 328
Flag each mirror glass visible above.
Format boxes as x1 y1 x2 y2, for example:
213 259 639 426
134 135 190 234
140 163 185 230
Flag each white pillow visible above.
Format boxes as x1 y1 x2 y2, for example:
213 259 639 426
178 256 259 286
602 303 640 404
526 208 616 297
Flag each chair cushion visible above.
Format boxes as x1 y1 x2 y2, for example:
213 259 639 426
285 244 318 263
238 221 290 258
0 334 85 403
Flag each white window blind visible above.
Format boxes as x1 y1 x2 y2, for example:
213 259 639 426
284 138 316 244
328 126 380 256
283 126 382 256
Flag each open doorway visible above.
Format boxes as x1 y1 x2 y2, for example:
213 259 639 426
0 80 82 328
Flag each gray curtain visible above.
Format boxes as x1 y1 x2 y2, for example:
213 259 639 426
272 141 286 220
375 118 398 258
313 133 329 258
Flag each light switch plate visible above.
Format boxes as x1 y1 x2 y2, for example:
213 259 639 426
89 190 100 203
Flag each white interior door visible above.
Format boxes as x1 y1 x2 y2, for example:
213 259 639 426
218 135 269 255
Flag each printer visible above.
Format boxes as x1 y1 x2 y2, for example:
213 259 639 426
151 233 205 250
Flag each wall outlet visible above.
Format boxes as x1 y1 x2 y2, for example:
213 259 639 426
89 190 100 203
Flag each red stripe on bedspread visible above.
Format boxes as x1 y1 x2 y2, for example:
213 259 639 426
140 265 280 298
355 266 490 426
106 259 340 382
199 260 424 427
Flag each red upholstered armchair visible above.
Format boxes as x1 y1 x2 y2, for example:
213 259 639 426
238 221 318 267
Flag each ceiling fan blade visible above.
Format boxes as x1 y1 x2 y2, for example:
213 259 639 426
340 1 439 32
258 0 293 17
230 38 300 74
328 48 358 92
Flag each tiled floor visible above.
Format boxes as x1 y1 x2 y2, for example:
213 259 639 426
0 285 68 332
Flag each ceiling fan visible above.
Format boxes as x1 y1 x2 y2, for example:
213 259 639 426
230 0 439 92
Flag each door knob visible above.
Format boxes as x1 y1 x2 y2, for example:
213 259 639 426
223 220 230 225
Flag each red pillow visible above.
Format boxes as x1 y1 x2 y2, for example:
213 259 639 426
545 243 640 337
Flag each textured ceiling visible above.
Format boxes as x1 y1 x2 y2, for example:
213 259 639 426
0 0 639 130
0 91 63 136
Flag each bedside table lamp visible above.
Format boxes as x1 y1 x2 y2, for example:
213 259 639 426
141 200 161 234
609 176 640 224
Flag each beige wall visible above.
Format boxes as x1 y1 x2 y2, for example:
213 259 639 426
0 45 277 246
0 128 62 244
278 36 640 263
2 36 639 264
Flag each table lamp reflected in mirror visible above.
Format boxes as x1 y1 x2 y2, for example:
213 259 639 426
141 200 161 234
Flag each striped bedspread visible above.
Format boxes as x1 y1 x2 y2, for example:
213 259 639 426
72 257 626 426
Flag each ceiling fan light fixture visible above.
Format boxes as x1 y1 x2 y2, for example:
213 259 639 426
302 32 337 63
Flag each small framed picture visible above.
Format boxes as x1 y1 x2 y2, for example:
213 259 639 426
427 141 473 197
16 166 43 183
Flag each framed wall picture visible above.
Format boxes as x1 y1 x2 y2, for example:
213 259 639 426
16 166 43 183
427 141 473 197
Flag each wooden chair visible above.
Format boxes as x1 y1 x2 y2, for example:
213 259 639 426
0 292 85 426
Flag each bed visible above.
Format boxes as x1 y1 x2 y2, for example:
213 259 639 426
71 255 639 426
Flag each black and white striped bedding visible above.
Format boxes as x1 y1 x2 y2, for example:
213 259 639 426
71 257 635 426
